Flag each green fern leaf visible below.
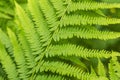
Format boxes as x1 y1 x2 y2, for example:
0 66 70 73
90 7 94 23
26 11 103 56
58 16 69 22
45 44 119 58
53 26 120 41
39 0 58 29
18 30 35 68
67 1 120 12
0 29 13 55
60 15 120 26
109 58 120 80
40 61 91 80
28 0 51 45
7 28 28 80
109 57 120 79
50 0 66 17
15 2 43 55
0 41 19 80
36 75 66 80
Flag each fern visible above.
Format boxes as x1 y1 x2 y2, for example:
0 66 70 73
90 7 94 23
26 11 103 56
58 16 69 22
7 28 29 80
0 0 120 80
28 0 51 44
17 30 35 68
36 74 66 80
45 44 120 58
0 29 13 55
15 2 43 56
60 15 120 26
53 26 120 40
40 60 91 80
0 41 19 80
67 1 120 11
109 57 120 80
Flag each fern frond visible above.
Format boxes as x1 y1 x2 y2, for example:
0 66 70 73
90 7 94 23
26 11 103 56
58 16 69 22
60 15 120 26
7 28 28 80
39 0 59 31
28 0 51 44
45 44 119 58
18 30 35 68
36 75 66 80
67 1 120 12
53 26 120 41
0 29 13 55
0 41 19 80
40 61 91 80
15 2 43 55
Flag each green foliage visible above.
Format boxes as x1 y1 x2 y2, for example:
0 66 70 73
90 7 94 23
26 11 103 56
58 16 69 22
109 57 120 80
0 0 120 80
0 41 19 80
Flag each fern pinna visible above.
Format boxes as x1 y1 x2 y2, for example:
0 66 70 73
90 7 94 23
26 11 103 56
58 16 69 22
0 0 120 80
